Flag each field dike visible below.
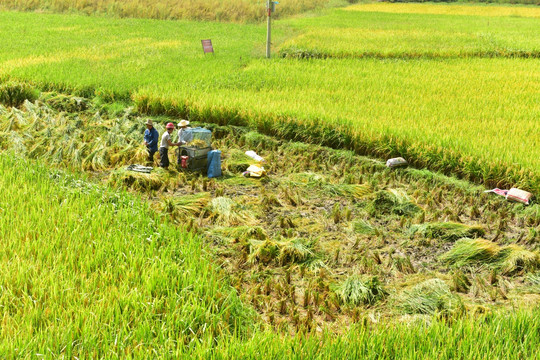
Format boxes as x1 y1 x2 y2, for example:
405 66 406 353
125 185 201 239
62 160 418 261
0 92 539 336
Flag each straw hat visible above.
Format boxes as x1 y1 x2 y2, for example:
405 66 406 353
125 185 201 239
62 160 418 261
145 119 154 126
178 119 190 127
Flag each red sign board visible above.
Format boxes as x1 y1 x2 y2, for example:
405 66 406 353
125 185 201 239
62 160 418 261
201 39 214 54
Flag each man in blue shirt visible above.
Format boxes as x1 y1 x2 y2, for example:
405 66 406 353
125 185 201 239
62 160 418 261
143 119 159 163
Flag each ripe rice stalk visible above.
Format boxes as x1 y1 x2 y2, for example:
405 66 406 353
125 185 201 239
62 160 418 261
393 255 416 274
442 239 540 275
527 272 540 293
323 183 373 200
211 225 267 243
369 189 422 217
27 137 48 158
351 220 376 235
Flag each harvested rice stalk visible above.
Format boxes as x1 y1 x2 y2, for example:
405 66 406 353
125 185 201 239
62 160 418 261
160 193 211 222
277 238 316 266
334 275 387 306
408 222 485 242
398 279 464 318
441 239 540 275
207 196 256 226
440 238 501 268
497 245 540 275
369 189 422 217
210 226 267 243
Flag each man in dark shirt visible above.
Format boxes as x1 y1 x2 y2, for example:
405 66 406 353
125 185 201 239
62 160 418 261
143 119 159 164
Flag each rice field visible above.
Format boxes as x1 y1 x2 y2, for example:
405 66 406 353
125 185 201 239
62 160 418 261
279 5 540 58
1 97 540 357
0 3 539 191
1 1 540 357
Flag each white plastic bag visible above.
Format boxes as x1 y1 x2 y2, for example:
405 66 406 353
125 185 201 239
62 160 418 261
245 150 264 163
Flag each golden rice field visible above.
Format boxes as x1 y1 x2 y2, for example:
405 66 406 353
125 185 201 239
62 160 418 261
1 2 540 358
0 0 332 22
345 2 540 18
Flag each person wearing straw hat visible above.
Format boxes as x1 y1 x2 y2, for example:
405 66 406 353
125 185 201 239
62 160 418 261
176 119 191 166
159 122 180 168
143 119 159 163
177 119 191 145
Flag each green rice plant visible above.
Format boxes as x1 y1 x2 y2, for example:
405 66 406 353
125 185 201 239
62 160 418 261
440 238 501 268
408 222 485 242
334 275 387 306
369 189 422 217
0 154 254 358
398 279 464 318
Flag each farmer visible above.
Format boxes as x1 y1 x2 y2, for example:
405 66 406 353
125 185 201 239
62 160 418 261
177 119 191 146
143 119 159 163
159 122 179 168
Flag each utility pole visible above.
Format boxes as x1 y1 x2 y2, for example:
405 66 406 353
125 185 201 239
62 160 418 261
266 0 271 58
